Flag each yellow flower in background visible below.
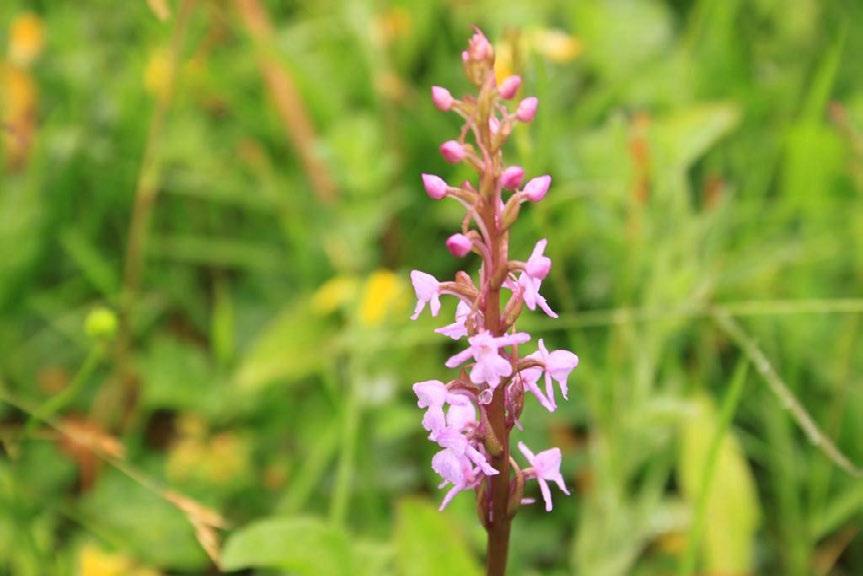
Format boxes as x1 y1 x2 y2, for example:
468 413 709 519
312 274 359 314
530 28 582 62
359 269 406 326
494 27 581 83
78 543 159 576
3 12 44 169
494 37 516 84
1 64 38 169
144 48 172 101
1 65 36 122
8 13 44 67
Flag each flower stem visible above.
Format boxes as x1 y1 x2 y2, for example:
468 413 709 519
479 81 512 574
485 253 512 575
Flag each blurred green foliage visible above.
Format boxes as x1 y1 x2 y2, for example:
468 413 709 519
2 0 863 574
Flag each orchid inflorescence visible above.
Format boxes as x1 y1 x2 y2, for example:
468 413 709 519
409 26 579 530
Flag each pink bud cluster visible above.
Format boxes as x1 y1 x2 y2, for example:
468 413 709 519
410 28 579 517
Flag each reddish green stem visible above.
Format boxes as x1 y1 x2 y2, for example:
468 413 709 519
476 76 512 576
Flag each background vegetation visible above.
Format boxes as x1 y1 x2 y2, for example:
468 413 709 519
2 0 863 574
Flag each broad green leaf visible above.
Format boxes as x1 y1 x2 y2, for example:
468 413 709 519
394 498 481 576
652 103 741 171
679 393 760 573
234 299 335 391
221 516 354 575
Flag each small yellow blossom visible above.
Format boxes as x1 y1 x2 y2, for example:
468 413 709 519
312 275 359 314
8 13 44 67
359 269 406 326
1 64 37 168
494 37 517 84
78 543 159 576
1 65 36 121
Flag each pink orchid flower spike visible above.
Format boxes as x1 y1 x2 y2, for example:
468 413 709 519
411 27 581 567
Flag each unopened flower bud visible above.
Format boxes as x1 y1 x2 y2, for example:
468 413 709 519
440 140 467 163
466 28 494 62
500 166 524 189
508 377 525 414
498 75 522 99
422 173 448 199
516 97 538 123
446 233 473 257
523 175 551 202
431 86 454 111
507 468 526 518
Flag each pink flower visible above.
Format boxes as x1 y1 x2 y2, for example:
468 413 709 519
431 86 454 111
422 173 449 200
413 379 449 435
524 339 579 409
498 75 522 99
435 300 472 340
446 233 472 257
518 368 555 412
410 270 442 319
522 175 551 202
500 166 525 189
525 238 551 279
489 116 501 135
413 379 449 409
434 428 497 476
445 330 530 387
518 442 570 511
516 239 557 318
432 449 478 510
518 275 557 319
446 395 477 431
516 97 538 123
440 140 467 163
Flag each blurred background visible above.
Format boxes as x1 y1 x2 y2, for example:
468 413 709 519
2 0 863 574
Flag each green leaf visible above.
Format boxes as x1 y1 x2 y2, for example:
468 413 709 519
234 299 335 391
653 103 741 171
679 391 760 574
394 498 482 576
59 228 119 297
221 517 355 575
